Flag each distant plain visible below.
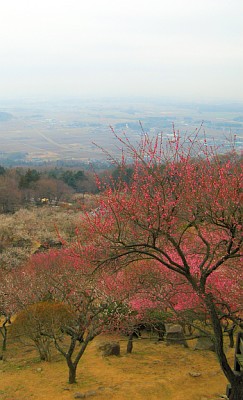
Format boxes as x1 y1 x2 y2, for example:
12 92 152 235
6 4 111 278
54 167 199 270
0 99 242 165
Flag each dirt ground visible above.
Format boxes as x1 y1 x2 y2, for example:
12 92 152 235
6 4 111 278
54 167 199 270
0 334 232 400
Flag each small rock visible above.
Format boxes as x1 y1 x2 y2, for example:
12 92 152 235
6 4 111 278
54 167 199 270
36 368 42 372
85 390 97 397
98 342 120 356
194 336 215 352
74 391 98 399
189 371 201 377
108 385 121 391
165 325 188 347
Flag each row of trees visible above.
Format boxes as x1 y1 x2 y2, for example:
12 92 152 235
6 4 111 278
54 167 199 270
1 234 242 391
0 167 98 213
1 132 242 398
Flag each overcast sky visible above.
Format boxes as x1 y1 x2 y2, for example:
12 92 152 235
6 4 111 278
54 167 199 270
0 0 242 101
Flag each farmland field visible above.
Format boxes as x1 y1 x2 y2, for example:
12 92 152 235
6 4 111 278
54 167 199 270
0 99 242 166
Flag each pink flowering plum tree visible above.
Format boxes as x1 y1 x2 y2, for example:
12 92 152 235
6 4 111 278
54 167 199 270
21 248 130 384
83 131 243 399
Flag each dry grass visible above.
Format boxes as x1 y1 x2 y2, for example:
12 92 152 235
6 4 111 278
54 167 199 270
0 334 232 400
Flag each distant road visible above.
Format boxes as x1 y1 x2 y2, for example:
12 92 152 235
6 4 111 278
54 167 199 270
23 118 70 150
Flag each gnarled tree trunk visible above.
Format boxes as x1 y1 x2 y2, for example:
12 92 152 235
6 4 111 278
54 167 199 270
229 376 243 400
205 294 243 400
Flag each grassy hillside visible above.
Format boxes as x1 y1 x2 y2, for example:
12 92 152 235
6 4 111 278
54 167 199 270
0 333 231 400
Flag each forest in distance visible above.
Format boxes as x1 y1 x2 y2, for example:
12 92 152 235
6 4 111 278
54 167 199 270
0 98 243 166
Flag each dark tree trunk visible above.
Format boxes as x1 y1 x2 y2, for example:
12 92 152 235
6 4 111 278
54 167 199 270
0 319 9 358
204 294 243 399
157 327 165 341
228 331 235 349
229 375 243 400
127 333 133 354
39 351 50 361
36 340 51 361
65 339 78 384
68 362 77 384
2 326 7 352
64 335 91 384
224 324 236 349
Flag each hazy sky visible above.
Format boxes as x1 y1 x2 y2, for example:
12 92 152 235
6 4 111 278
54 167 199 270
1 0 242 101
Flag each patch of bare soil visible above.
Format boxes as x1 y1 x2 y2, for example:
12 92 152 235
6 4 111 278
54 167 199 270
0 335 232 400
